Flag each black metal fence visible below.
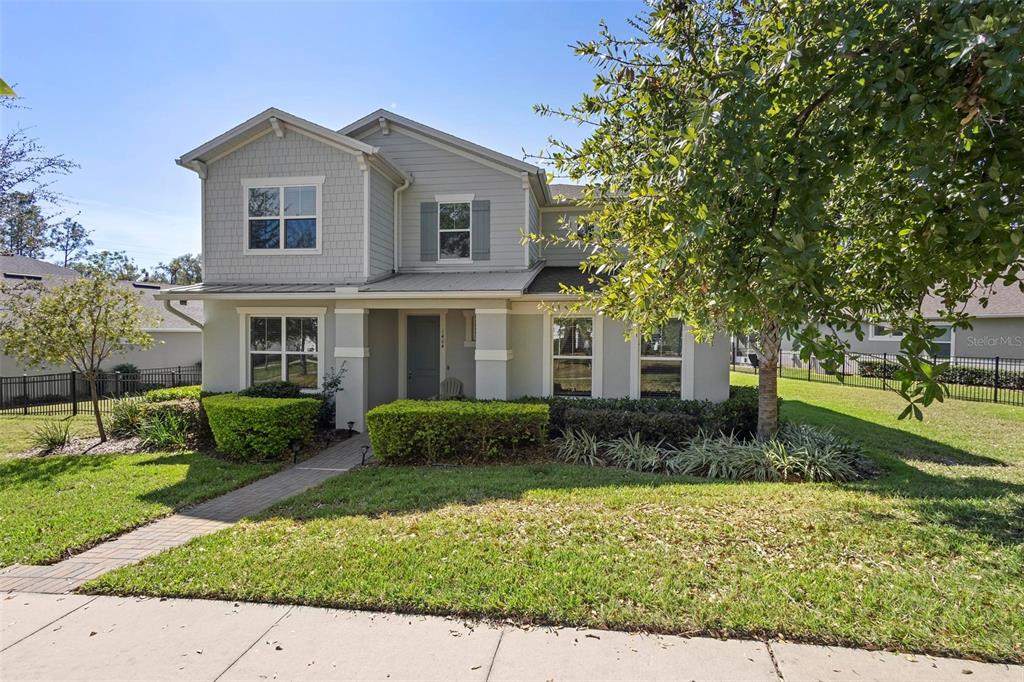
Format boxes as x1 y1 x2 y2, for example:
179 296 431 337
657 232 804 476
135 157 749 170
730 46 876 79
0 366 202 417
732 351 1024 407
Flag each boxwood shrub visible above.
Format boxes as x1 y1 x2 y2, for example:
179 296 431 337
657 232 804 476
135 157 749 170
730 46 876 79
203 394 320 461
533 386 759 445
143 385 202 403
367 400 549 464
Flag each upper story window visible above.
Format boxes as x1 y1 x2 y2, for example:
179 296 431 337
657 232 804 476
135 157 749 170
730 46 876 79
438 201 471 260
243 176 324 254
640 320 684 398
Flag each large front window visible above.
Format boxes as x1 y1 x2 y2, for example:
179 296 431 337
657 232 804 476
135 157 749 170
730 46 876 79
552 317 593 397
438 202 471 260
249 316 319 388
246 181 319 252
640 320 683 397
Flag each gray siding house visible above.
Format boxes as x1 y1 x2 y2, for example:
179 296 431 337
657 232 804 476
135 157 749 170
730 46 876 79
164 108 730 430
0 255 204 375
775 281 1024 362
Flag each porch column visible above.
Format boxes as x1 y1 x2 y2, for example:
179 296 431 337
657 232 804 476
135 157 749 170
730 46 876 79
475 305 512 399
334 308 370 432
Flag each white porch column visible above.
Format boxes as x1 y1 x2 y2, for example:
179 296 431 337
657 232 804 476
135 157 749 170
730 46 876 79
334 308 370 432
475 305 512 399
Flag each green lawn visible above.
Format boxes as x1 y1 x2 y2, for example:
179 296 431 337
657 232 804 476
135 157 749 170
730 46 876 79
87 376 1024 662
0 415 99 457
0 449 278 566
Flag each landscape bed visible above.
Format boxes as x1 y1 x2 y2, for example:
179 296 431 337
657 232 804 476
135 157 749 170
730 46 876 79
86 375 1024 662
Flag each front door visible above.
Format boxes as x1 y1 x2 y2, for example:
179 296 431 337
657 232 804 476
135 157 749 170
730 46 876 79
407 315 440 399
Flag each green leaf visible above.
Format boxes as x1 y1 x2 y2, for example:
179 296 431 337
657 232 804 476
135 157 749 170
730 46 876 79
0 78 14 97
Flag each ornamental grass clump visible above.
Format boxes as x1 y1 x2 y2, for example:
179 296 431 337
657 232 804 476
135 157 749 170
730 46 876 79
559 422 867 483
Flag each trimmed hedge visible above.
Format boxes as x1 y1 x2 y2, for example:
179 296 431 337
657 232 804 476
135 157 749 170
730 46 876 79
143 385 202 402
238 381 304 399
534 386 759 445
859 359 1024 391
203 394 320 461
367 400 549 464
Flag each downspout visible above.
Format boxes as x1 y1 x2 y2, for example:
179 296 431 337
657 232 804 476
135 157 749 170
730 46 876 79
163 299 204 330
393 174 411 272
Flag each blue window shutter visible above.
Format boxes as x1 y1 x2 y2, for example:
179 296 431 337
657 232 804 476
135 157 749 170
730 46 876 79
472 200 490 261
420 202 438 261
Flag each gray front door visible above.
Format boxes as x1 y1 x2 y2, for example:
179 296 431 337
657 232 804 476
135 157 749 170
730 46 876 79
407 315 440 399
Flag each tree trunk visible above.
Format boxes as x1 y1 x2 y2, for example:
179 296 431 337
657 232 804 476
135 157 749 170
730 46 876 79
756 319 781 439
88 376 106 442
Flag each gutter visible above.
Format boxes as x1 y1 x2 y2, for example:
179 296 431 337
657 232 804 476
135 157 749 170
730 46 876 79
162 299 204 330
393 174 412 271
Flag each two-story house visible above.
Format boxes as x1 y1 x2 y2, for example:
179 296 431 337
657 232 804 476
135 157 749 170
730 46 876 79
161 108 730 429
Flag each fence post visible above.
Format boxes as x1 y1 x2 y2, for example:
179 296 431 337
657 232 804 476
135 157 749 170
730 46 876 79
22 374 28 415
71 370 78 416
882 353 887 391
994 356 1000 404
175 366 181 387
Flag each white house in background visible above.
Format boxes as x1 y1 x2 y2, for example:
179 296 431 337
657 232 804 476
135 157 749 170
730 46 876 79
161 108 731 430
0 255 204 375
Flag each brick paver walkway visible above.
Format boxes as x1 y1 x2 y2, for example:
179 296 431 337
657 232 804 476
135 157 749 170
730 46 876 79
0 435 369 594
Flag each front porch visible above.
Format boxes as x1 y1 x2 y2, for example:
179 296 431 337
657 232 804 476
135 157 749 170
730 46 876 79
334 304 514 431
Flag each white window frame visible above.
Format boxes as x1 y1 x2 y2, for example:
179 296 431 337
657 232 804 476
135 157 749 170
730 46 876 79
550 314 596 398
237 307 326 391
868 323 905 341
242 176 325 255
435 194 474 262
638 321 685 398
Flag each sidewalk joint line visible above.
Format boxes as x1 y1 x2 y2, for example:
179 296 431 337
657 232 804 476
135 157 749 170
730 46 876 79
484 627 505 682
213 605 294 682
0 595 98 654
766 640 785 681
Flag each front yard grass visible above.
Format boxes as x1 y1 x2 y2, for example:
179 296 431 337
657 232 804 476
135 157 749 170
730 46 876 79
0 415 98 457
0 449 278 566
87 376 1024 662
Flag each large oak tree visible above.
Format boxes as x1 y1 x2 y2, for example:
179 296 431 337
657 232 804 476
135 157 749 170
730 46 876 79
538 0 1024 436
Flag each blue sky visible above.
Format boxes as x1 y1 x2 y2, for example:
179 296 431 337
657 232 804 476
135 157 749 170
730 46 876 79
0 1 639 271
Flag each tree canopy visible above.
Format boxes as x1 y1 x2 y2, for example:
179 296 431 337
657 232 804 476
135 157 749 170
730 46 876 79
537 0 1024 435
0 272 156 441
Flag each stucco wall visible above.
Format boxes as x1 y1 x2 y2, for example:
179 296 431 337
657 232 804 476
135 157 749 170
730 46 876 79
367 309 398 408
1 332 201 377
201 299 339 393
444 310 477 398
510 314 544 397
602 318 631 399
203 130 365 285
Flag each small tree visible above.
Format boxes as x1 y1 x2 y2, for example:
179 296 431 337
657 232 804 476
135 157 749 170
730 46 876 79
49 218 93 267
0 273 157 441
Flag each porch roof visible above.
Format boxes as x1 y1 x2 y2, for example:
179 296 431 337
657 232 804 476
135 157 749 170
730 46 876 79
358 269 540 294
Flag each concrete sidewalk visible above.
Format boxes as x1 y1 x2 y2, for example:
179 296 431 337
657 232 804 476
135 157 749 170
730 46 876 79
2 593 1020 682
0 435 368 594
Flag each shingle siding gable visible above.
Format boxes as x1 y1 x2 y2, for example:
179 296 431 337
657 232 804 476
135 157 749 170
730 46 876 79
360 128 527 271
203 131 365 284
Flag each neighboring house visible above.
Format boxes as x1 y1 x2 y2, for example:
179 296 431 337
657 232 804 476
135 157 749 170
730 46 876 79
164 108 730 430
772 281 1024 361
0 255 204 375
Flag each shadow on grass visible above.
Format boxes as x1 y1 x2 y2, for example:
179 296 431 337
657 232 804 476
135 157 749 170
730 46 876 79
243 404 1024 548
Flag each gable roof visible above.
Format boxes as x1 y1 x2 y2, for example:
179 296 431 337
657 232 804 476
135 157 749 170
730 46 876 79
339 109 550 203
176 108 411 185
